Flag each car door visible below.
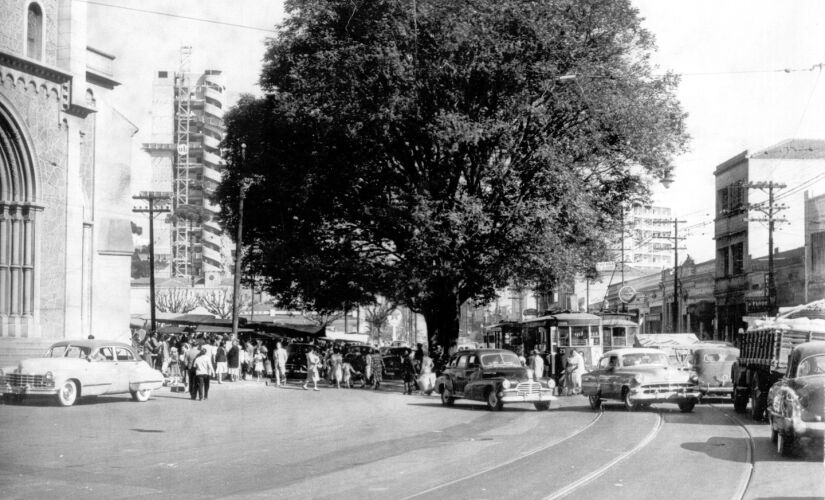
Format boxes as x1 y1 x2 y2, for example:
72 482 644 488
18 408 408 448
463 355 484 399
599 355 622 398
114 346 141 394
452 355 470 394
582 356 605 396
84 347 119 396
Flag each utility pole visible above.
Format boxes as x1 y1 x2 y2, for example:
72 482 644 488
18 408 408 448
231 144 252 340
747 181 788 316
653 218 686 332
132 192 171 335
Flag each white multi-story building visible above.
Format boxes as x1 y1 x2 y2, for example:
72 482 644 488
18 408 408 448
142 63 232 285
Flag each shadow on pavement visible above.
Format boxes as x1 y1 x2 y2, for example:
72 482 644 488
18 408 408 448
682 436 824 463
1 395 134 407
405 401 539 412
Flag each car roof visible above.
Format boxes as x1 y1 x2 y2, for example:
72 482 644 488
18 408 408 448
50 340 134 350
455 349 515 356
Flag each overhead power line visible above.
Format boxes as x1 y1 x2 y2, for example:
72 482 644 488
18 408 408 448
75 0 277 33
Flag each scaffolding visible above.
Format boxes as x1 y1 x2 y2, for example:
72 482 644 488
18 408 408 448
172 46 192 279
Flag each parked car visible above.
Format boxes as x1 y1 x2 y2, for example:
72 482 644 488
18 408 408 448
767 341 825 456
582 348 702 412
435 349 556 411
285 343 320 376
382 347 412 379
0 340 164 407
688 344 739 401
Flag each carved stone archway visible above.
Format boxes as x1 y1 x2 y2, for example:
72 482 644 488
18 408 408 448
0 94 41 337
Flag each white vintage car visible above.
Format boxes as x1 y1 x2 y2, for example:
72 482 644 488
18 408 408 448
0 340 164 406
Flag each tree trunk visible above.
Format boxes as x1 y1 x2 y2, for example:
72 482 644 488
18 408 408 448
422 295 461 354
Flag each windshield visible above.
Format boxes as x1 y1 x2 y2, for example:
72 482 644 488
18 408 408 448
621 352 669 367
694 350 738 363
481 353 521 367
45 345 91 358
797 354 825 377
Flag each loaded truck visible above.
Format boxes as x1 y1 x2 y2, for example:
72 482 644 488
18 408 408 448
731 300 825 420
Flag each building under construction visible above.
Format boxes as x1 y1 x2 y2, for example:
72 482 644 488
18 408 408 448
142 47 231 285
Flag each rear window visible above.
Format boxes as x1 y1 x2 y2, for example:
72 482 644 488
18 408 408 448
480 353 520 367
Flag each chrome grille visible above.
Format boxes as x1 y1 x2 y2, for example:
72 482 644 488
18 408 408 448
515 381 542 395
4 373 48 388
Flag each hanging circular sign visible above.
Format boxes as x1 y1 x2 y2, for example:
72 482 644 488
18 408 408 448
619 286 637 304
177 143 189 156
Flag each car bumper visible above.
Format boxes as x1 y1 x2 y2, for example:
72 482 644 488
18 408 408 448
772 414 825 438
0 384 57 396
630 387 701 402
129 380 163 392
698 386 733 397
500 390 557 403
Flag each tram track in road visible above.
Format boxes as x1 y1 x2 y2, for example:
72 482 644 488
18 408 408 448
402 409 666 500
400 411 604 500
542 412 664 500
708 404 757 500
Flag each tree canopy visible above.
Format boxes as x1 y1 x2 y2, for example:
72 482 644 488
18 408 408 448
216 0 688 349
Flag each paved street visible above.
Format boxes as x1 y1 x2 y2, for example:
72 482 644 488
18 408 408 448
1 380 822 500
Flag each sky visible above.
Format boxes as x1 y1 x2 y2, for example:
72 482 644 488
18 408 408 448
85 0 825 263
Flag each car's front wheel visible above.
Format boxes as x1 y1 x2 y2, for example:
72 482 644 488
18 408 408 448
534 401 550 411
486 389 503 411
622 387 638 412
56 380 78 407
777 430 794 456
131 389 152 402
440 386 454 406
678 401 696 413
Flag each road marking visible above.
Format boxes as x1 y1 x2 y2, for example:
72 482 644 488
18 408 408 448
400 412 603 500
709 404 755 500
543 413 664 500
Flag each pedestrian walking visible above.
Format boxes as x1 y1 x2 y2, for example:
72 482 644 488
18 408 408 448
253 348 265 382
184 341 201 400
341 359 356 388
566 348 585 395
329 347 344 389
142 332 157 368
227 340 240 382
303 346 321 391
215 340 228 384
418 352 436 395
401 349 415 394
359 351 372 388
158 334 171 375
529 349 545 378
369 350 384 390
168 346 181 385
274 341 288 386
194 347 215 400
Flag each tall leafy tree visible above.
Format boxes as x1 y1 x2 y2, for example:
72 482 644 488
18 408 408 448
217 0 688 349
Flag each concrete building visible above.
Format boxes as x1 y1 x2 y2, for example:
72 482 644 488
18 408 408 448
0 0 136 364
142 58 231 286
805 191 825 302
714 139 825 340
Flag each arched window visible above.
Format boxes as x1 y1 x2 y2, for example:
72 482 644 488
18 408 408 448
26 3 43 60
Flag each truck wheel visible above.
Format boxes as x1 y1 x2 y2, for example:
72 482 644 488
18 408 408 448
732 390 748 413
750 375 765 421
486 389 503 411
622 387 638 412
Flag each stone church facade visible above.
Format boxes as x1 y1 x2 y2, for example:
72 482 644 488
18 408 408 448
0 0 135 364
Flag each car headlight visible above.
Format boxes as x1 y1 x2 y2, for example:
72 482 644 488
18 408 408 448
502 379 511 389
688 371 699 383
546 378 556 388
44 371 54 381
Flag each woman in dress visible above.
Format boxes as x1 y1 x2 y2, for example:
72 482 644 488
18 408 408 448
253 348 265 382
330 346 344 389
